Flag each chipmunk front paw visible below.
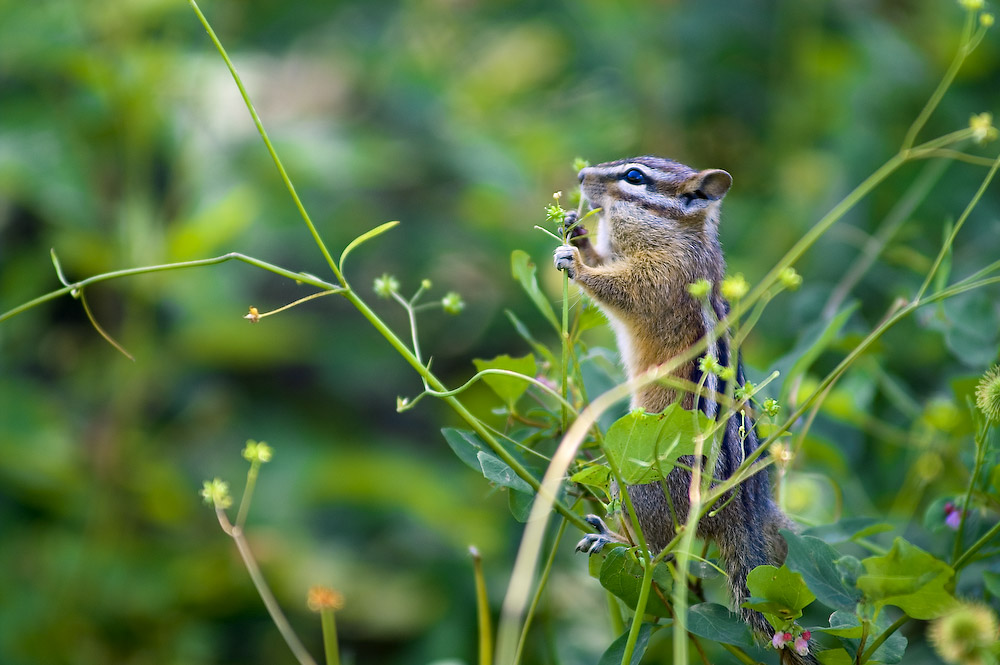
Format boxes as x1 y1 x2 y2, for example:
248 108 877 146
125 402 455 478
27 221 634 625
574 514 625 554
553 245 578 277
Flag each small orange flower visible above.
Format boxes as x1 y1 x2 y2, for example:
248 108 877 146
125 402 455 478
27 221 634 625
308 586 345 612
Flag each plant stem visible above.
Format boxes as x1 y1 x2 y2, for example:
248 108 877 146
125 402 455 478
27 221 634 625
187 0 343 284
900 11 974 151
343 289 590 531
916 147 1000 300
859 615 908 664
406 369 578 414
739 153 906 318
720 643 758 665
512 519 568 665
470 547 494 665
822 158 950 319
236 460 261 530
561 272 571 433
953 503 1000 572
621 558 654 665
230 521 317 665
606 591 626 639
320 609 341 665
0 252 340 323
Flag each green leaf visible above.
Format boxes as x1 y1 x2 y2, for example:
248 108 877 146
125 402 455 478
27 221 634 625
588 543 626 579
599 547 671 616
688 560 722 580
441 428 492 471
816 647 854 665
603 406 712 485
984 571 1000 598
570 464 610 489
744 565 816 626
782 530 861 610
651 560 673 592
472 354 537 407
803 517 892 544
508 488 533 522
504 309 557 367
579 348 628 430
441 428 534 492
477 451 533 493
857 537 958 620
597 622 653 665
821 610 865 638
849 522 895 541
830 609 908 664
686 603 755 648
511 250 559 332
575 297 606 333
338 220 400 273
836 556 864 593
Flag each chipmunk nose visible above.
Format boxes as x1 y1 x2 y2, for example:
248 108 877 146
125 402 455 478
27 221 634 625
577 170 586 183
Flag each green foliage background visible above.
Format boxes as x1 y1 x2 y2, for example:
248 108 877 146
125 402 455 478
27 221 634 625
1 1 998 664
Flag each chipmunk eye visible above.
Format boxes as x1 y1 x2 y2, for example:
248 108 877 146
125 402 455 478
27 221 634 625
623 168 647 185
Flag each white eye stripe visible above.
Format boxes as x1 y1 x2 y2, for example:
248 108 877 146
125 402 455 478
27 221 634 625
615 189 689 216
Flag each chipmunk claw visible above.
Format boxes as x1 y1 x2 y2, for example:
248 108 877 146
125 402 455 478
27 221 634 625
559 210 584 236
553 245 577 275
576 533 613 554
575 514 624 554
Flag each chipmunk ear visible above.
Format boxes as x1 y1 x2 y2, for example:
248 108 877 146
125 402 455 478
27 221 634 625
693 169 732 201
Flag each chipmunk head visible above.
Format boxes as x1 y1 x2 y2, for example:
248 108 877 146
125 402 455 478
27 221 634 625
578 156 732 255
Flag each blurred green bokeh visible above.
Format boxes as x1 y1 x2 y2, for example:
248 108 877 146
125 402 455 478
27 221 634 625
1 1 998 664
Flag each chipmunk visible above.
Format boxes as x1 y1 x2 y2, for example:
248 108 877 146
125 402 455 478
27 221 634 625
554 156 815 664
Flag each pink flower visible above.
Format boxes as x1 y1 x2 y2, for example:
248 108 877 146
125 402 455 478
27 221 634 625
794 635 810 656
772 631 792 649
944 502 963 530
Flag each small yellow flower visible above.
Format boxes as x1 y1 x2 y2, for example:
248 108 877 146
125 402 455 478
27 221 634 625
307 586 345 612
982 12 995 27
762 398 780 418
721 273 750 300
545 202 567 224
929 603 998 664
779 267 803 291
770 441 793 464
959 0 985 11
699 355 722 375
244 306 260 323
735 380 756 401
969 112 998 145
242 440 273 464
442 291 465 315
687 278 712 299
200 478 232 509
374 273 400 298
975 365 1000 424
